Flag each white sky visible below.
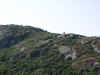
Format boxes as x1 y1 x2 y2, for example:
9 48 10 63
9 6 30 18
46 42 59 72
0 0 100 36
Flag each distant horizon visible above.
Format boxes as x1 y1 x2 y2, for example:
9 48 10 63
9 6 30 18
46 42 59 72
0 24 100 37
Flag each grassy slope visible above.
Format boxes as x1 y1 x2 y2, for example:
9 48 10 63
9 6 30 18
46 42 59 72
0 25 100 75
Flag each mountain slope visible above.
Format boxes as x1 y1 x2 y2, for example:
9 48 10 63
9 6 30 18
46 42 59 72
0 24 46 48
0 24 100 75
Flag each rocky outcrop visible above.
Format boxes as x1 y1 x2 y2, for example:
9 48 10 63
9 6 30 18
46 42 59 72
0 24 100 75
91 40 100 53
58 46 77 60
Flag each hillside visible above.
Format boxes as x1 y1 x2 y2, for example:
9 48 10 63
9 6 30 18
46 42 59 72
0 24 100 75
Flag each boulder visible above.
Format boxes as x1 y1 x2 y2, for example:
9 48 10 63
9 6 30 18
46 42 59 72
91 43 100 53
58 46 77 60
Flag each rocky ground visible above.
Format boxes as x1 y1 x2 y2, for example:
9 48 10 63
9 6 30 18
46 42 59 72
0 24 100 75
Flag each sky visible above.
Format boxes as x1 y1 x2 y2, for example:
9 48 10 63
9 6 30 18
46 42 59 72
0 0 100 36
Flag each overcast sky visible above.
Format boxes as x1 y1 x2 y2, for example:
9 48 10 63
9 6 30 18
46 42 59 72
0 0 100 36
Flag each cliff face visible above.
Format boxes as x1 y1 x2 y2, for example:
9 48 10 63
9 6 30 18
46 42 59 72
0 24 100 75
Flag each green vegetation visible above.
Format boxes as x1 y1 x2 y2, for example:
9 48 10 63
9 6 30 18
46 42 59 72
0 24 99 75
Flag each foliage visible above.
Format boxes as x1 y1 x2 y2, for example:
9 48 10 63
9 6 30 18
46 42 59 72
0 25 99 75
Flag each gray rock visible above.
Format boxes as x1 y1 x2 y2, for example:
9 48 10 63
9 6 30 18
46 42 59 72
58 46 77 60
58 46 71 54
57 32 66 38
20 47 25 52
37 39 53 47
91 44 100 53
